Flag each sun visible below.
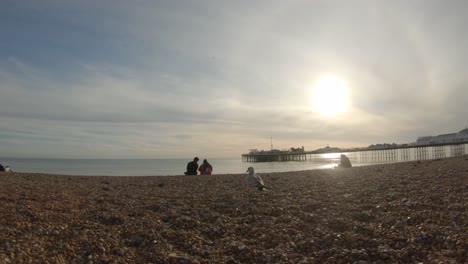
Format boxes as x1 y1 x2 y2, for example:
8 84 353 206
310 74 350 116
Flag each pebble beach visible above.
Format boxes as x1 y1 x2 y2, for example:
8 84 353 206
0 156 467 263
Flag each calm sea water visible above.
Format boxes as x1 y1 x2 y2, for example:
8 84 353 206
3 144 464 176
0 158 344 176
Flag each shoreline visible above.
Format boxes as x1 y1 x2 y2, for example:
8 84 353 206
0 157 335 177
1 156 467 263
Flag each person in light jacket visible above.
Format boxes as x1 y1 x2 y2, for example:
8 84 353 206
198 159 213 175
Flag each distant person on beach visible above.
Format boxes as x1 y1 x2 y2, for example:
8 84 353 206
198 159 213 175
185 157 199 175
0 164 11 172
246 167 267 191
338 154 352 168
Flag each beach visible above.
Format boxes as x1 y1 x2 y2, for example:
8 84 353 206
0 156 466 263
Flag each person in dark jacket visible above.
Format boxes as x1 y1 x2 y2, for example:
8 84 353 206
338 154 352 168
0 164 11 172
185 157 199 175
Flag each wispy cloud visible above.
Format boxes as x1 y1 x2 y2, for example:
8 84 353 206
1 1 468 158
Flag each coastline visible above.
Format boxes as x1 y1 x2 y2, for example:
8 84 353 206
0 157 339 176
0 156 466 263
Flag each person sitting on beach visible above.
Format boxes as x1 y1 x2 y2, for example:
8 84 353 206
246 167 267 191
198 159 213 175
184 157 199 175
0 164 11 173
338 154 352 168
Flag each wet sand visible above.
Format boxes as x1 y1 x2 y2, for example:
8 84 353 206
0 156 467 263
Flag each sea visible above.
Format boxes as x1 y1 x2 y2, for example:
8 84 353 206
2 144 465 176
0 157 346 176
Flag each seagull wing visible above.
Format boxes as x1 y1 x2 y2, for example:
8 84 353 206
254 174 264 187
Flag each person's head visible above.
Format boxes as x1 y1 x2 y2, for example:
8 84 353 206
194 157 199 162
203 159 208 164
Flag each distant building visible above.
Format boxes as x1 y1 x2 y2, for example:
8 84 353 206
416 128 468 145
367 143 399 149
248 146 304 155
313 145 342 153
290 146 305 153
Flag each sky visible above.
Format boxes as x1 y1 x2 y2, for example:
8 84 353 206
1 0 468 159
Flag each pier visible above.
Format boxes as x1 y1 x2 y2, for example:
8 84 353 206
242 142 467 164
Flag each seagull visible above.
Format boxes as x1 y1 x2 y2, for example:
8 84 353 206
246 167 267 191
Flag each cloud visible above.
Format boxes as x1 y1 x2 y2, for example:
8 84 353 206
1 1 468 158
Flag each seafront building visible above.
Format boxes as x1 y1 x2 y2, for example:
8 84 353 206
415 128 468 145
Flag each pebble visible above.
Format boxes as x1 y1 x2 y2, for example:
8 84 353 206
0 156 466 263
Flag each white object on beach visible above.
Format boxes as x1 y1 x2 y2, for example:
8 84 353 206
246 167 266 190
5 166 11 172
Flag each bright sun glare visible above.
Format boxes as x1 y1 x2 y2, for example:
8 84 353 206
311 74 350 116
